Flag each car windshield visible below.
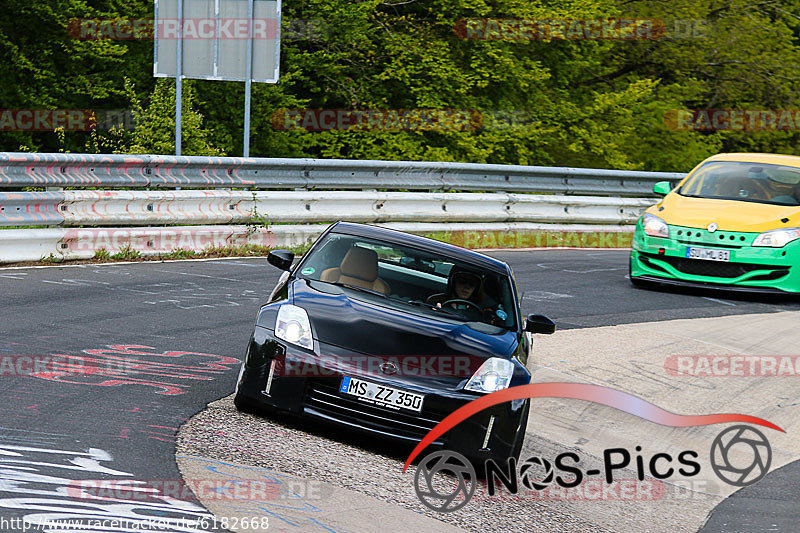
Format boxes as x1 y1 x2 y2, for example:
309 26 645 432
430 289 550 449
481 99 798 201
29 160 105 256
296 232 518 330
678 161 800 206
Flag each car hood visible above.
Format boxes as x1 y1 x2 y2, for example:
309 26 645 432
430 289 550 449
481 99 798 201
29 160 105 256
651 193 800 232
292 279 516 360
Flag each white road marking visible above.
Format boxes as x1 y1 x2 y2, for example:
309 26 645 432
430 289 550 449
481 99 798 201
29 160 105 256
0 255 269 271
523 291 573 300
536 262 625 274
41 279 111 286
151 269 253 284
702 297 737 307
0 273 28 280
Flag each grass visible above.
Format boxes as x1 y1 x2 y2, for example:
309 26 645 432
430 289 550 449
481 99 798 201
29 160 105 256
17 241 314 268
111 245 142 261
158 248 198 260
40 253 64 264
93 248 111 260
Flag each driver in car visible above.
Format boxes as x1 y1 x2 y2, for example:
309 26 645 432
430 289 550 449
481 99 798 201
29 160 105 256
770 181 800 205
426 270 502 323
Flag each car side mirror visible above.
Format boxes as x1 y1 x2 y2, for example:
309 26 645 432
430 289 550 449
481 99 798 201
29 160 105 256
653 181 672 196
268 250 295 271
525 314 556 334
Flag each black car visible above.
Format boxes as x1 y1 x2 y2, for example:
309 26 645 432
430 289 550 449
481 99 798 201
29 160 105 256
234 222 555 464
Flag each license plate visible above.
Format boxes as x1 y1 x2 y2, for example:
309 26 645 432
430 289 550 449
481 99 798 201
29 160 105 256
685 247 731 262
340 376 424 413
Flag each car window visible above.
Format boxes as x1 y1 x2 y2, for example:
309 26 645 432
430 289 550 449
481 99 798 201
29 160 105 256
679 161 800 206
296 233 518 330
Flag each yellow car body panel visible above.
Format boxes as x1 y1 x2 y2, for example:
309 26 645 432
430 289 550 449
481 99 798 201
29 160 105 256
645 195 800 233
646 152 800 232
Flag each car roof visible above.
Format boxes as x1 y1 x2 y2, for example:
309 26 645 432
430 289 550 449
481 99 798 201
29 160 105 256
327 222 511 275
704 153 800 168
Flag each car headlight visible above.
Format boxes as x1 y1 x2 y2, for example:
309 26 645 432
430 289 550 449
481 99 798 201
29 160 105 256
642 213 669 238
752 228 800 248
275 305 314 350
464 358 515 393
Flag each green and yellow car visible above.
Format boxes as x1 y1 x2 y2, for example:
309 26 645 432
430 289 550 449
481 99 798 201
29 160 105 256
630 153 800 294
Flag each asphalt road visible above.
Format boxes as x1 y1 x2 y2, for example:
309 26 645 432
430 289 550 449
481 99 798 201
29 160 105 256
0 250 798 532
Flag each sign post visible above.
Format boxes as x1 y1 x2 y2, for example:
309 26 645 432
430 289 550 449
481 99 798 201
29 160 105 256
175 0 183 156
154 0 281 157
244 0 254 157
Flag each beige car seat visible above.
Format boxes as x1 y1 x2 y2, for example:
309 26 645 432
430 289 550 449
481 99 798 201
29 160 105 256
320 247 391 295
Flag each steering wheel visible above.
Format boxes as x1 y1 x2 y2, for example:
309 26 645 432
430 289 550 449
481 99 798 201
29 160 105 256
441 299 483 314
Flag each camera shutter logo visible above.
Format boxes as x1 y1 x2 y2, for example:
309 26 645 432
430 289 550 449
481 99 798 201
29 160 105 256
413 450 476 512
519 456 554 491
710 425 771 486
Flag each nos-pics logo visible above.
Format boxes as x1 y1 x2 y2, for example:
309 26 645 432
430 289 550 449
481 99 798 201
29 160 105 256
402 384 782 513
413 425 772 512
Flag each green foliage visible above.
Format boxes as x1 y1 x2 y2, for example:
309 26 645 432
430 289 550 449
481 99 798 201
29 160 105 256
111 245 141 260
2 0 800 171
245 194 271 238
124 78 224 156
158 248 198 259
41 253 64 263
93 248 111 260
0 0 151 152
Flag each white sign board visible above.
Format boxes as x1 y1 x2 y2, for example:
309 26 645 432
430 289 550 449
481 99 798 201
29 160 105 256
154 0 280 83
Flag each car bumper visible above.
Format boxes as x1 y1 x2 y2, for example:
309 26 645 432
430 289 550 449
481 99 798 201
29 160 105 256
630 223 800 293
235 327 529 463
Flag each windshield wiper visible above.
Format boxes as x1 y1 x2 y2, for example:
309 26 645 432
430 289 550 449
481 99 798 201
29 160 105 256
327 281 387 299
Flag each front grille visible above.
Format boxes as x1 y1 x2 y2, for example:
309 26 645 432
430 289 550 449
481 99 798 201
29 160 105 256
672 227 750 249
642 253 789 279
748 269 791 281
304 379 450 441
639 254 669 274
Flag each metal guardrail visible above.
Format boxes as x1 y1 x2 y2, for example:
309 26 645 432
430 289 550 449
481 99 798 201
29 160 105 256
1 190 653 227
0 152 672 263
0 152 684 195
0 223 635 263
0 191 64 226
